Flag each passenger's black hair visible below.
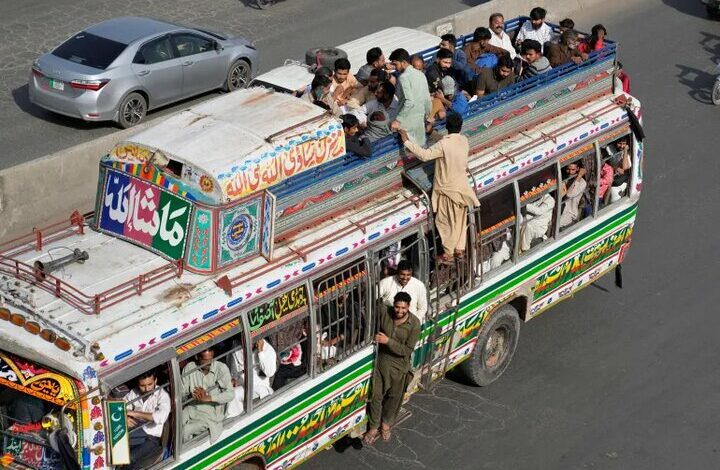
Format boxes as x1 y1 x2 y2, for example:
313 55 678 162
366 47 383 64
389 48 411 63
445 112 463 134
393 291 412 305
473 27 492 42
334 57 351 71
530 7 547 20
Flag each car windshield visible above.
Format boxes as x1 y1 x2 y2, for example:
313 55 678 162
52 31 127 70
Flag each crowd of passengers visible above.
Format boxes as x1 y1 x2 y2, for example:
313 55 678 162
294 6 630 158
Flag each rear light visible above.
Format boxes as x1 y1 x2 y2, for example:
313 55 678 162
31 65 44 78
70 79 110 91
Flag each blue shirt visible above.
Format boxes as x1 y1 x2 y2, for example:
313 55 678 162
451 93 469 115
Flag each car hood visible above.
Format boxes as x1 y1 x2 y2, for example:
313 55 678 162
35 53 109 80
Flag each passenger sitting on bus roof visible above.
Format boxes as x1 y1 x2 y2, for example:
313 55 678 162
303 74 342 116
472 54 516 98
353 81 399 125
464 27 507 78
434 76 469 116
124 370 171 470
440 33 472 88
400 112 480 262
346 68 387 110
365 110 392 142
545 31 586 68
425 48 453 94
379 259 428 322
226 339 277 415
389 48 432 146
332 58 360 107
363 292 420 445
520 39 552 80
181 347 234 444
294 66 332 98
341 114 372 157
356 47 386 85
578 24 607 54
559 162 587 228
515 7 554 52
488 13 517 60
411 54 426 72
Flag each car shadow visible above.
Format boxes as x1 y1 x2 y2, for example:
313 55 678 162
675 31 720 104
11 84 115 131
239 0 289 9
662 0 716 18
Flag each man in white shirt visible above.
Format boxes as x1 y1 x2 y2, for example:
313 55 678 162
559 162 587 228
226 338 277 418
515 7 554 52
378 260 428 322
125 370 171 469
488 13 517 60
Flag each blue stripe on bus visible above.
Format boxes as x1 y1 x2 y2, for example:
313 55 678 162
267 279 281 289
336 247 349 256
368 232 380 240
302 263 316 272
399 217 412 225
227 297 243 308
203 309 219 320
161 328 177 339
114 350 132 361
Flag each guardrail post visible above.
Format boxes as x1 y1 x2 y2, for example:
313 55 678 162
34 229 42 251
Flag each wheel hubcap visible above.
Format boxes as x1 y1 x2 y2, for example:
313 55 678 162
713 82 720 104
123 98 144 124
484 327 509 369
230 64 249 89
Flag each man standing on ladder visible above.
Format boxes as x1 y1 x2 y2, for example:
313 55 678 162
363 292 420 444
400 112 479 263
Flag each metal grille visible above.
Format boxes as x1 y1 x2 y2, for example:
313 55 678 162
313 259 369 372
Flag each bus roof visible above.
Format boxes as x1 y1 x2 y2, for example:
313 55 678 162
107 88 341 203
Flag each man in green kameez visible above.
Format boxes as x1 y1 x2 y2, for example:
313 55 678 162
389 48 432 147
363 291 421 444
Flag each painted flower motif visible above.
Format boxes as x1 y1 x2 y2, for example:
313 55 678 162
199 175 214 193
93 456 105 469
197 213 209 225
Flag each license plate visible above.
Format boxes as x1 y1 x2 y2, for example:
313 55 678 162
49 79 64 91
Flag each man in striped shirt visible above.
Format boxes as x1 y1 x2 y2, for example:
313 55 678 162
520 39 552 80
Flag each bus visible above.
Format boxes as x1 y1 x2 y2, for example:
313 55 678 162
0 18 642 470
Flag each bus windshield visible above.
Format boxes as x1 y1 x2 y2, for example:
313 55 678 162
0 352 79 470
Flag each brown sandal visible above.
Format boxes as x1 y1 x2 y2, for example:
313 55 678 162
363 428 379 445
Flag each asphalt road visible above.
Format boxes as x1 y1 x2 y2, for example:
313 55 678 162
0 0 486 169
299 1 720 469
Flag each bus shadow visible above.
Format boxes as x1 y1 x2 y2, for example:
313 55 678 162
675 31 720 105
662 0 712 18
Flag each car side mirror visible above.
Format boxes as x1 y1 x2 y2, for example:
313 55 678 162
214 41 224 51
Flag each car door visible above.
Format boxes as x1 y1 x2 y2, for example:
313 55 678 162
170 32 227 97
131 35 184 107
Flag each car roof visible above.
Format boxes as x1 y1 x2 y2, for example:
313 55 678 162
85 16 181 44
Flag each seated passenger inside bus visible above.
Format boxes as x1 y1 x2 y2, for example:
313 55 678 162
519 167 557 252
600 137 632 205
559 161 587 229
271 318 310 390
226 338 277 417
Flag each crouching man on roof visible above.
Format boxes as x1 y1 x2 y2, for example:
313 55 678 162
400 112 479 263
363 292 420 444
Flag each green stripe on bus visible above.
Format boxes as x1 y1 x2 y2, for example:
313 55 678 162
180 354 373 469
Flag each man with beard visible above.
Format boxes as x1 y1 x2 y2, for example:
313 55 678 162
346 68 387 109
389 48 432 146
425 47 453 94
473 54 516 98
363 292 420 444
545 30 587 68
515 6 554 52
559 161 587 228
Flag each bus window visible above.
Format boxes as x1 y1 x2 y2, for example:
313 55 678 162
559 152 596 231
0 352 80 470
314 259 370 371
264 314 310 391
599 136 632 207
477 183 516 279
111 364 174 468
518 165 558 253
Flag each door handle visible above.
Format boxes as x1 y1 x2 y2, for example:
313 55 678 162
137 70 150 76
182 60 194 66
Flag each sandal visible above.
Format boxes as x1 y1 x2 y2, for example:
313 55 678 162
362 428 379 445
436 253 454 265
380 426 391 442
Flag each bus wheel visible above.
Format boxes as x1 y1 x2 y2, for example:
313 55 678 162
458 304 520 386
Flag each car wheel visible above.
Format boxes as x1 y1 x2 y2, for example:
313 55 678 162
256 0 275 8
712 80 720 105
117 92 147 129
706 5 720 19
456 303 520 386
224 59 251 92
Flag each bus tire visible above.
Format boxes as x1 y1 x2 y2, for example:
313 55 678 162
457 304 520 386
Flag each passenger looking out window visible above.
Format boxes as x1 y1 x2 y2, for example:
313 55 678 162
181 348 234 443
600 137 632 205
226 338 277 418
559 161 587 229
400 112 479 263
378 259 428 322
124 370 171 470
363 292 420 445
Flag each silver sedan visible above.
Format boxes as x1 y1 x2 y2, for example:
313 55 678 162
29 16 259 128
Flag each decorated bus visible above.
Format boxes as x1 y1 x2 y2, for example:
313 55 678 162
0 18 642 470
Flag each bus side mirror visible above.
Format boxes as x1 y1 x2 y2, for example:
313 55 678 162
104 400 131 466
